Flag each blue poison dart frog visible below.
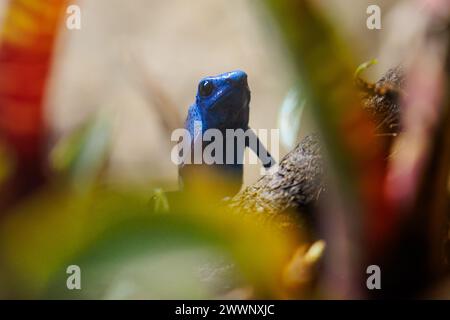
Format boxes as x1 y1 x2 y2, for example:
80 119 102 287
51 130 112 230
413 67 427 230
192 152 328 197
179 70 276 197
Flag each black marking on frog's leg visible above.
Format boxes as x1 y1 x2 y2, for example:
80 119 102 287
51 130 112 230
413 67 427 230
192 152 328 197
245 127 277 169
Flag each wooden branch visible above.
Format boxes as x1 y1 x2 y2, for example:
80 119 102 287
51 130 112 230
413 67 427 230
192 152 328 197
229 133 324 216
229 67 405 218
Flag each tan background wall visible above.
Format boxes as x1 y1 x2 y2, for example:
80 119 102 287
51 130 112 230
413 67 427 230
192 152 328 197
1 0 415 188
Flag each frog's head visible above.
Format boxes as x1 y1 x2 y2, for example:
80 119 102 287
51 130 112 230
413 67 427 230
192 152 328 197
195 70 250 130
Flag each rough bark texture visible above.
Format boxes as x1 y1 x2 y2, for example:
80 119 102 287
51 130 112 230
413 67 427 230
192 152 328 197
361 66 405 135
229 134 323 217
229 67 405 218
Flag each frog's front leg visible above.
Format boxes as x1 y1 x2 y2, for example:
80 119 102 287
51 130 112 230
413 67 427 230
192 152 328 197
245 127 277 169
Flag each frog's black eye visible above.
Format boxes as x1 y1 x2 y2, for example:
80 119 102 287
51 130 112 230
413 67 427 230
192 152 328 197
198 80 214 97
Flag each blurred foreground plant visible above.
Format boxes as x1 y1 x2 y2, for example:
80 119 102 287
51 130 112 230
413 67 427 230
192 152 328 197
0 0 68 209
0 185 298 299
264 0 450 298
0 115 300 298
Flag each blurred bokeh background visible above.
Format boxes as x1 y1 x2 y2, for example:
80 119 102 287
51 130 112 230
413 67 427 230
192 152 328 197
42 0 405 187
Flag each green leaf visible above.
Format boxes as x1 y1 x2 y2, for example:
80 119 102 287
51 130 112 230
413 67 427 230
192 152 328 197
0 186 297 299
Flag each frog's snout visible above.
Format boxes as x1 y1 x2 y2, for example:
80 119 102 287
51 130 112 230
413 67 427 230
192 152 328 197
226 70 248 88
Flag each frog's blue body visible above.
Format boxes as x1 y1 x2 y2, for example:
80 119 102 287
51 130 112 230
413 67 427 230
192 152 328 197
180 70 274 196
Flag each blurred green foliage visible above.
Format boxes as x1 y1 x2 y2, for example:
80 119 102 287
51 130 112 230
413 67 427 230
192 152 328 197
0 116 297 299
50 115 112 189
